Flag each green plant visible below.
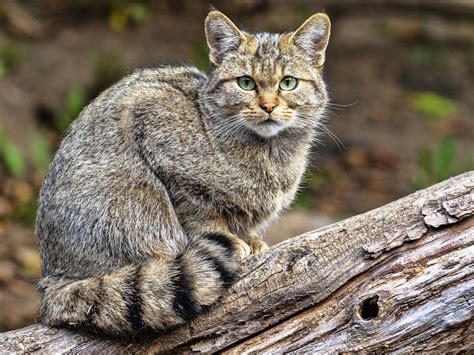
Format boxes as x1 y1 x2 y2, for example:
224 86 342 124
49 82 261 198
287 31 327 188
30 133 52 174
293 191 317 210
14 198 37 226
55 87 87 132
410 91 457 120
0 125 27 178
0 38 28 76
65 0 152 30
2 141 27 178
409 45 452 67
0 59 6 76
412 137 468 189
109 2 151 31
191 42 210 72
293 171 330 210
0 124 4 148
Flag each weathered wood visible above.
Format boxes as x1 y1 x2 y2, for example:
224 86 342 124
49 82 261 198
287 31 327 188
0 171 473 353
226 219 473 353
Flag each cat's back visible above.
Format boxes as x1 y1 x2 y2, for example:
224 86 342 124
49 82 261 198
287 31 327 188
67 64 206 131
53 64 206 162
40 65 207 203
121 65 206 101
89 64 206 126
119 65 207 128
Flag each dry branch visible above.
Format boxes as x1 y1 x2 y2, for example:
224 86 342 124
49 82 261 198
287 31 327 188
1 171 473 353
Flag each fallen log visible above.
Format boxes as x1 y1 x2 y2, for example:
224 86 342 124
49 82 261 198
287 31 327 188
1 171 473 353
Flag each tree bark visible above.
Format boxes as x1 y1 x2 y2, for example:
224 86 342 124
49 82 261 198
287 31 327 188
1 171 473 353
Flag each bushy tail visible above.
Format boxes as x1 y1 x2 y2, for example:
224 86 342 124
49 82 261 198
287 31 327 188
38 233 240 336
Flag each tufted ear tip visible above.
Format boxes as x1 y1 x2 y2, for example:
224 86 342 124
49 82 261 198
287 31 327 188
291 13 331 67
313 13 331 25
205 11 245 66
205 10 225 21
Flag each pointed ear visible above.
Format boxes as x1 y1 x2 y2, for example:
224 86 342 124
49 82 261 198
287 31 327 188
205 11 245 65
290 13 331 67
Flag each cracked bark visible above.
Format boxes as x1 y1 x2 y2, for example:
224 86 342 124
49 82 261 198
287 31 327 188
0 171 473 353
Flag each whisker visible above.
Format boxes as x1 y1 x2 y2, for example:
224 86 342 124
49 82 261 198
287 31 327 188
296 112 345 152
327 100 359 108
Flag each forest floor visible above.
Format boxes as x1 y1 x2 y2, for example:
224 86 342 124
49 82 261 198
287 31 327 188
0 0 473 331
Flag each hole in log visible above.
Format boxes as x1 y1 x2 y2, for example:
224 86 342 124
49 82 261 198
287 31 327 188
359 295 379 320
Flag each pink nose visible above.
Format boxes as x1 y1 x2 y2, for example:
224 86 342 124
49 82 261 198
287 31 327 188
260 102 276 113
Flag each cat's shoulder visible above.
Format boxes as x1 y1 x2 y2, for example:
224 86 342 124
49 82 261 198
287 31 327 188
102 64 207 109
126 64 206 89
87 64 205 123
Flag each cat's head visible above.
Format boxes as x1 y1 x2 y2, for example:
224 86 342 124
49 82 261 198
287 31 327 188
202 11 330 139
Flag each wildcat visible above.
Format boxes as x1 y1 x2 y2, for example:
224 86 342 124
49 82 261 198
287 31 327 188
36 11 331 335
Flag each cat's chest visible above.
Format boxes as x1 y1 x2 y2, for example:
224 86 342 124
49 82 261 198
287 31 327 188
174 136 309 230
224 154 306 223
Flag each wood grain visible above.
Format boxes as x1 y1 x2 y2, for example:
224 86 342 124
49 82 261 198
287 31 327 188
0 171 472 353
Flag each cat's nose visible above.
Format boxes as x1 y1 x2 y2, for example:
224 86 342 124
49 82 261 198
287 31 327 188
260 102 277 113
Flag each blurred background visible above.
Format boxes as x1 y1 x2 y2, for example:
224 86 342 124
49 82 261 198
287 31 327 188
0 0 473 331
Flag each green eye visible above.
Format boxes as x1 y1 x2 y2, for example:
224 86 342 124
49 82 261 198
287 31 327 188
237 76 256 91
279 76 298 91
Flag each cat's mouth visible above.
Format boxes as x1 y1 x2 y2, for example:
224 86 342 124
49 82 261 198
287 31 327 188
246 115 286 138
258 117 279 126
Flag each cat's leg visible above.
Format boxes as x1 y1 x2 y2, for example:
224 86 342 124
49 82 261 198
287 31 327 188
204 231 252 260
201 228 267 257
247 232 270 255
250 239 269 254
232 235 252 259
225 234 252 260
191 217 252 260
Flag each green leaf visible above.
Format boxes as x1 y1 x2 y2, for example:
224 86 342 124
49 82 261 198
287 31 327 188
412 145 433 189
191 42 210 72
128 3 151 25
410 92 457 120
0 59 6 76
418 145 433 178
293 191 317 210
30 133 52 173
55 87 86 132
66 87 86 118
14 198 37 226
0 124 6 149
2 142 26 178
412 137 460 190
0 39 28 74
109 8 128 32
434 137 455 181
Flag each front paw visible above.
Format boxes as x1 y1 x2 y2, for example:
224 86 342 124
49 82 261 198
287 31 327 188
250 239 269 255
233 237 252 260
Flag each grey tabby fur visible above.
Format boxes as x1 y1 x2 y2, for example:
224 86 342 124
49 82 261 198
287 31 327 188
36 11 331 336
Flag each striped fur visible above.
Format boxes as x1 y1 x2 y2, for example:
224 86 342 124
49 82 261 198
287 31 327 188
36 11 330 336
38 234 239 336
